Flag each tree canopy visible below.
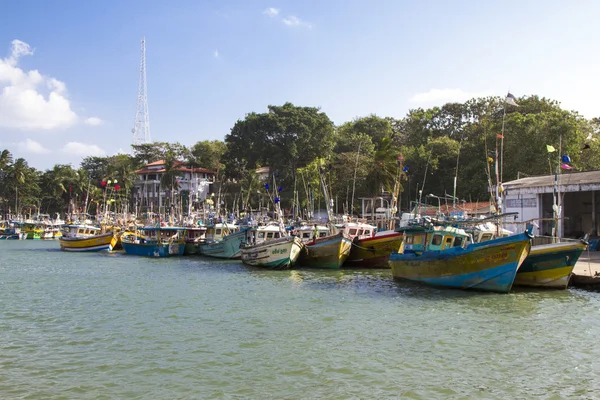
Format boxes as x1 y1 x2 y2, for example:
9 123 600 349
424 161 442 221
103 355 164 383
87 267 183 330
1 96 598 218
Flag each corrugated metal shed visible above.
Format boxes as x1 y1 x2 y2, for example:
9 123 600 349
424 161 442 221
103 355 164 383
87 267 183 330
503 170 600 194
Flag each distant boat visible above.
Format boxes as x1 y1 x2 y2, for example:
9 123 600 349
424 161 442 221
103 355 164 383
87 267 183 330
241 224 303 269
59 224 115 252
183 226 207 255
389 225 532 293
121 227 186 257
0 227 22 240
199 224 249 259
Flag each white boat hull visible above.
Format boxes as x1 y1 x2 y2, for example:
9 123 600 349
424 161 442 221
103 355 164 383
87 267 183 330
241 236 303 269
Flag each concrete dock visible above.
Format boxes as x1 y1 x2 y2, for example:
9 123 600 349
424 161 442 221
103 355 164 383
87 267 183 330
572 250 600 277
570 250 600 289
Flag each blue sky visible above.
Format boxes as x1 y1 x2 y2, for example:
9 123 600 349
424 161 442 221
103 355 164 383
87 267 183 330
1 0 599 170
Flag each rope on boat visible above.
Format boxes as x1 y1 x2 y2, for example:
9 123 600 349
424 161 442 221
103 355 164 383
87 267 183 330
350 240 376 251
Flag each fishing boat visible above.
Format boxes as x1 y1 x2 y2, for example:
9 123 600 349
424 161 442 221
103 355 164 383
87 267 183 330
23 222 43 239
514 240 587 289
341 222 404 268
470 222 586 289
199 223 249 259
121 226 186 257
389 224 533 293
59 224 115 252
241 224 304 269
183 226 207 255
295 224 353 269
0 227 22 240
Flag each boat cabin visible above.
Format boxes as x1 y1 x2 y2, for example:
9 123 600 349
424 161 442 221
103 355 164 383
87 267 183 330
340 222 376 240
140 227 186 243
185 227 207 243
245 224 287 246
470 222 513 243
62 224 102 239
401 226 472 254
206 223 240 242
294 225 330 243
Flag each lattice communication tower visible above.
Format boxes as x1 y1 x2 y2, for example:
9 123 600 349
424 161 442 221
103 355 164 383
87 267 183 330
132 37 151 146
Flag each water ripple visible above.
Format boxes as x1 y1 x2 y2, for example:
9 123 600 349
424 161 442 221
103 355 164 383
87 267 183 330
1 240 600 399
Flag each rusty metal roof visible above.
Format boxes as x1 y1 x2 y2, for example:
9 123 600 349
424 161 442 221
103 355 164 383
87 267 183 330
503 170 600 194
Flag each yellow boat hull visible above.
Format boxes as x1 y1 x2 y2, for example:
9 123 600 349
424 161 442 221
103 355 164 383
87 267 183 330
59 232 114 252
513 241 586 289
344 231 404 268
298 233 352 269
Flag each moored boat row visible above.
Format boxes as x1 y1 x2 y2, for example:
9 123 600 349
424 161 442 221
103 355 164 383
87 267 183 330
47 210 589 294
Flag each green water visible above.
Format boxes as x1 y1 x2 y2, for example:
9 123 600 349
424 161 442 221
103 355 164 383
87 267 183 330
1 240 599 399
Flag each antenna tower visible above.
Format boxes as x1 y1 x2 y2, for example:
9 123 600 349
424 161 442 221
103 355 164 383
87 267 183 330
132 37 151 146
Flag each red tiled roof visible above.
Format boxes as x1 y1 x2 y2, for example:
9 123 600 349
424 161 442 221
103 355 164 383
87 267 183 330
135 164 217 175
417 202 496 216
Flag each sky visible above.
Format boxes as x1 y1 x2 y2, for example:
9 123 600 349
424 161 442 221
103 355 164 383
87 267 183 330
1 0 599 170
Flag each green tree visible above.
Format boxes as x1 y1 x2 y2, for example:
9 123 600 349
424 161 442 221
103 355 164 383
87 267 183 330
223 102 335 207
188 140 227 172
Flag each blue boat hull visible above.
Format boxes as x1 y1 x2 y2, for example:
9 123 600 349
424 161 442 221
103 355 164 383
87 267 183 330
122 242 185 257
389 232 532 293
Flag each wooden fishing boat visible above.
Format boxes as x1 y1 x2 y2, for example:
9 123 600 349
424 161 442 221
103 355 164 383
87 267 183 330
23 223 43 240
297 231 353 269
0 227 22 240
121 227 186 257
470 223 586 289
59 224 115 252
241 225 304 269
183 226 207 255
340 223 403 268
389 225 532 293
199 226 249 259
514 240 587 289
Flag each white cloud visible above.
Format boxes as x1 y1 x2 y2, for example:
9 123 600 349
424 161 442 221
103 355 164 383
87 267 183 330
409 88 494 105
17 138 50 154
0 39 78 130
62 141 106 157
84 117 103 126
282 15 312 28
263 7 279 17
213 49 220 58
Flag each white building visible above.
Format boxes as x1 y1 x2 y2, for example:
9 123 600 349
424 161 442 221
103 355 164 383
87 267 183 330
255 166 270 181
502 170 600 238
134 160 216 209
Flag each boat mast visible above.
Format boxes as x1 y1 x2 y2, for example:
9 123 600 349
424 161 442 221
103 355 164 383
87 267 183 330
318 161 334 233
350 141 361 219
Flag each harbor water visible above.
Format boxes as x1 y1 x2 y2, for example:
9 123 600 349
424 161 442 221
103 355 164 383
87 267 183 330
1 240 600 399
